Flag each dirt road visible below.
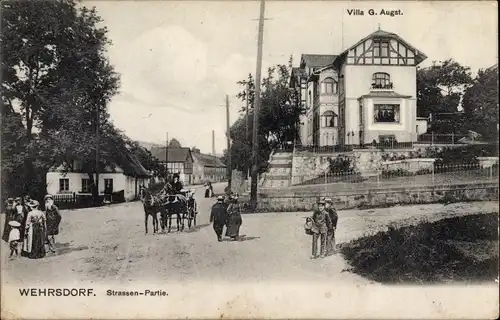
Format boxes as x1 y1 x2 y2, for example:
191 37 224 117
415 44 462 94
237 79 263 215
2 182 497 287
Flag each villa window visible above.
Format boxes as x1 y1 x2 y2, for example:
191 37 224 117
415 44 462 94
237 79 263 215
59 178 69 192
372 73 392 89
321 78 338 94
374 104 400 123
379 135 396 144
321 110 338 127
308 91 311 106
373 40 389 57
81 178 92 193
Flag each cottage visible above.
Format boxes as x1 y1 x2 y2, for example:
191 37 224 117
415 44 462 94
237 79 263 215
150 147 194 185
46 152 151 202
191 151 227 184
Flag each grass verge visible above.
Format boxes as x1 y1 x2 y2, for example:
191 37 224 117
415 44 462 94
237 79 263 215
340 212 499 284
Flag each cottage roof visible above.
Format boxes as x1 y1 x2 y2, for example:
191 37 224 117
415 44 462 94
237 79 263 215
150 147 193 163
358 91 412 99
118 152 151 178
48 151 151 178
192 152 227 168
300 54 337 68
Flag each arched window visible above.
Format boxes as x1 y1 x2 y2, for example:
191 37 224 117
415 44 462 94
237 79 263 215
321 110 338 127
321 78 338 94
372 73 391 89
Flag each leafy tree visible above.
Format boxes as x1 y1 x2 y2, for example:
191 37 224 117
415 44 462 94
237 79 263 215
462 66 499 140
168 138 182 148
226 57 305 175
191 147 200 154
1 0 120 201
417 59 473 124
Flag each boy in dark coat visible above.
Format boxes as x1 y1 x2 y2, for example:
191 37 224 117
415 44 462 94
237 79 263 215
210 196 228 242
324 198 338 255
44 194 61 253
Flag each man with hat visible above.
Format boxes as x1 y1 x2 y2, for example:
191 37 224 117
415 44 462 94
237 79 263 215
310 199 332 259
324 198 338 255
210 196 228 242
44 194 61 253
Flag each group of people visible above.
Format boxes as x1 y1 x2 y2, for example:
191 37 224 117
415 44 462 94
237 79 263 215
209 193 242 242
2 194 62 260
305 198 338 259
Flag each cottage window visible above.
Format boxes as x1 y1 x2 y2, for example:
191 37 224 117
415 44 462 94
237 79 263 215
81 179 92 193
321 78 338 94
104 179 113 193
374 104 400 123
373 40 389 57
372 73 391 88
59 179 69 192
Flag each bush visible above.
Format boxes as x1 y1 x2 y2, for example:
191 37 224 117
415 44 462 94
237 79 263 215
328 156 356 174
341 213 499 284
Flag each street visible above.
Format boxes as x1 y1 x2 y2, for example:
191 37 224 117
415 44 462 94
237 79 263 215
2 182 498 287
1 183 498 319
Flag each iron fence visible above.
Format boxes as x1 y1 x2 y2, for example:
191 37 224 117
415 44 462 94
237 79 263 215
290 163 499 192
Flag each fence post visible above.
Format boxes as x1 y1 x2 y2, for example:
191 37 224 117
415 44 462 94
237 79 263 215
431 132 434 145
432 164 435 183
489 166 493 180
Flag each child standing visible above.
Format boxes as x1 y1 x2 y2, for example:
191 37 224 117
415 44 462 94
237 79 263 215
8 220 21 259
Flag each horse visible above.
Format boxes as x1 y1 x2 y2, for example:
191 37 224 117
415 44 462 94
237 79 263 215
159 195 186 233
139 187 159 234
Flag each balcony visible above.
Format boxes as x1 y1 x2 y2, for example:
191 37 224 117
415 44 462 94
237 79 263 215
370 82 394 91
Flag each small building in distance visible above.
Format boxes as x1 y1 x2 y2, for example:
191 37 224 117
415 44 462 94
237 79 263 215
150 147 194 185
191 150 227 184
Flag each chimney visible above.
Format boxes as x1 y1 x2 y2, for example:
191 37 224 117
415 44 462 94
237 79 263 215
212 130 215 156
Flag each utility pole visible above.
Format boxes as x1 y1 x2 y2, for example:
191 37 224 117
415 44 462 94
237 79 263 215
95 104 100 205
245 83 250 179
250 0 266 207
226 95 232 191
165 132 169 181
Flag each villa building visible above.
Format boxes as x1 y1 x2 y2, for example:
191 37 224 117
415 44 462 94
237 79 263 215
290 29 429 146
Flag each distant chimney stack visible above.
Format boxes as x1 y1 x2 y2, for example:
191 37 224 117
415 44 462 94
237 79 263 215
212 130 215 156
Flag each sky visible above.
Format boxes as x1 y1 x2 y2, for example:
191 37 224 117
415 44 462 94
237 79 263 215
87 0 498 155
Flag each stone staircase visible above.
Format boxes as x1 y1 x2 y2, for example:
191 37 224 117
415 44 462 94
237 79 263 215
261 151 293 188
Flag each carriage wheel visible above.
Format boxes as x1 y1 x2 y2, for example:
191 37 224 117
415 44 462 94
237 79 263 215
187 209 193 229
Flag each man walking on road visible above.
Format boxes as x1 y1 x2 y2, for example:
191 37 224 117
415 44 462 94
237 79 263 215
324 198 338 255
210 196 228 242
310 200 332 259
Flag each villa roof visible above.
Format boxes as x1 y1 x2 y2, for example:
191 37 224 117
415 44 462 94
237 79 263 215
300 54 337 68
358 91 412 100
150 147 193 163
338 29 428 65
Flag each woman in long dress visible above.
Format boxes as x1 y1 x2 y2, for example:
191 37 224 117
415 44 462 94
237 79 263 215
225 194 242 240
22 200 46 259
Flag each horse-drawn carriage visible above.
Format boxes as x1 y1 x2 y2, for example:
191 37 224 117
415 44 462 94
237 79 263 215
140 184 198 234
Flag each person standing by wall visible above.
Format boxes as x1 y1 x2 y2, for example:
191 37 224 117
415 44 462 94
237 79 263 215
324 198 338 255
310 199 332 259
44 195 61 254
210 196 228 242
22 200 47 259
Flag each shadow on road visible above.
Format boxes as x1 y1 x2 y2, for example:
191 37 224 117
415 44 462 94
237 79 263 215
184 223 210 233
54 242 89 256
222 235 260 242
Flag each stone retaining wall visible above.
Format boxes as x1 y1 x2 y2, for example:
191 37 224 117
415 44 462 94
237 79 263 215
241 182 499 212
